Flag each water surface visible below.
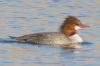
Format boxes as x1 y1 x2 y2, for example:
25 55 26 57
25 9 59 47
0 0 100 66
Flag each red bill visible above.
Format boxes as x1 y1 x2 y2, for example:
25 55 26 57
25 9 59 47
80 23 90 28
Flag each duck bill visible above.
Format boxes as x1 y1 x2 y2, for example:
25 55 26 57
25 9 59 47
80 23 90 28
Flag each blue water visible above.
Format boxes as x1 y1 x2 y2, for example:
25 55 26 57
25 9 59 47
0 0 100 66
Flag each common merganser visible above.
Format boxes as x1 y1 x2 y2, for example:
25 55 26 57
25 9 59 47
9 16 89 48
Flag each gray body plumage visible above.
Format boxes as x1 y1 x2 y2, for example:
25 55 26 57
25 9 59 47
9 32 83 48
10 32 73 45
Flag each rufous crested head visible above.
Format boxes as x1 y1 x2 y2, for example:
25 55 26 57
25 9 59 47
60 16 81 36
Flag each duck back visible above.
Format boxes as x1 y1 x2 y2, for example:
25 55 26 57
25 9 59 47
11 32 72 45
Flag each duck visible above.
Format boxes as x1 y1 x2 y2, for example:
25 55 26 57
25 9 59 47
9 16 89 48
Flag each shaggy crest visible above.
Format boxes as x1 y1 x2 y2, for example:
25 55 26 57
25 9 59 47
60 16 81 36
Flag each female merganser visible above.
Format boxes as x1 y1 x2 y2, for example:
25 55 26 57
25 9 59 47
9 16 89 48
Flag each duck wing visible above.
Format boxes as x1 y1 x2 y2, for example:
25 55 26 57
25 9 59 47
9 32 71 45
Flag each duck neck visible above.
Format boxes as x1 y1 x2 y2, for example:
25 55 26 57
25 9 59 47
60 27 76 36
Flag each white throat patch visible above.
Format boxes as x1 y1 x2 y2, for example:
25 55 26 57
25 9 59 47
75 26 82 30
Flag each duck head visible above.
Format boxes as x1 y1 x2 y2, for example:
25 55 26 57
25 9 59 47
60 16 89 36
